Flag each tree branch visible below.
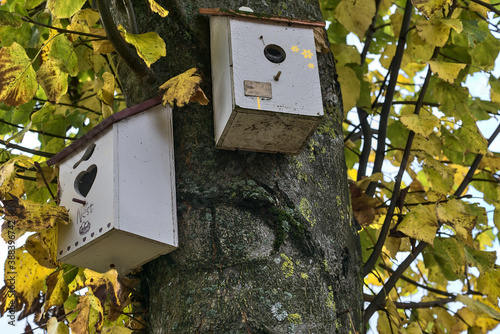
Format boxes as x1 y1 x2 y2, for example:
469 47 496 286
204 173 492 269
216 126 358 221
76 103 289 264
455 123 500 195
96 0 152 78
363 294 456 309
0 118 75 141
366 0 413 196
379 263 454 297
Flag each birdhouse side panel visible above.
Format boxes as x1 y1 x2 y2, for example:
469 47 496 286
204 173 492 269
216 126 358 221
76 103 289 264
57 130 115 261
114 104 178 247
210 16 235 145
230 19 323 117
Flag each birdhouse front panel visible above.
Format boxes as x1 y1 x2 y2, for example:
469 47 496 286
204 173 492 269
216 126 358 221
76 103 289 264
206 10 325 154
230 19 323 116
51 100 177 274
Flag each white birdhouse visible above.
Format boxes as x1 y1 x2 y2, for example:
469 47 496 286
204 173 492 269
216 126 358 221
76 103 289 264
200 8 325 154
48 96 177 274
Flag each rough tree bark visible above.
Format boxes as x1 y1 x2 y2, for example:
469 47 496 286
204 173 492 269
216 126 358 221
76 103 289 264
109 0 362 332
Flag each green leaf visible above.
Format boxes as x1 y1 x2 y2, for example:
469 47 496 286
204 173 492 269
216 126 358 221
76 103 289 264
432 79 470 120
336 65 360 113
37 60 68 103
470 33 500 71
397 204 438 244
47 0 87 19
462 20 489 47
464 245 496 274
123 31 166 67
48 34 79 76
0 42 38 106
430 237 465 281
0 10 22 28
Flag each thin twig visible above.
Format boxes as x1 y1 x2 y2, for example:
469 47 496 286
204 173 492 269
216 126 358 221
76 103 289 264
0 139 54 158
20 16 107 39
34 162 56 200
363 294 456 309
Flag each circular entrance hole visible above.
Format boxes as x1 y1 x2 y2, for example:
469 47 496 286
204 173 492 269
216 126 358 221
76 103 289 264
264 44 286 64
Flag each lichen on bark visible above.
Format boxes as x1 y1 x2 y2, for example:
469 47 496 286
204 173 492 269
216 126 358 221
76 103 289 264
109 0 362 332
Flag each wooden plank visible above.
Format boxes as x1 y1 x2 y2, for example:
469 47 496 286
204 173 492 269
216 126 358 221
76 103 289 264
199 8 326 27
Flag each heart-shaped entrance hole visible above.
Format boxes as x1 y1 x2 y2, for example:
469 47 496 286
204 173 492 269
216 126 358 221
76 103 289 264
74 164 97 197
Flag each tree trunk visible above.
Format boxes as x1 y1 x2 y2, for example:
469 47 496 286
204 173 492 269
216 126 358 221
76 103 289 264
111 0 362 332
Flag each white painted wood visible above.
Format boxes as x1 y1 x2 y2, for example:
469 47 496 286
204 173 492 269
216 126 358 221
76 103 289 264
57 104 177 274
209 16 324 154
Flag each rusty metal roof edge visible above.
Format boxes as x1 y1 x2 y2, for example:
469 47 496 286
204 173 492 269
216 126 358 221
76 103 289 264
198 8 326 27
47 95 164 166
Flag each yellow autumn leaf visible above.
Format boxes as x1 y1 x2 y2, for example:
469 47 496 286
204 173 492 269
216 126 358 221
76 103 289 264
47 317 69 334
400 113 439 138
72 8 101 27
0 156 31 198
123 31 166 67
102 327 134 334
159 68 209 107
84 268 127 307
412 0 452 18
67 9 100 42
90 28 115 54
0 42 38 106
37 60 68 103
1 246 54 318
336 65 360 114
416 18 462 47
26 232 58 268
97 72 115 106
44 270 69 310
334 0 376 37
406 322 424 334
147 0 169 17
456 295 500 321
69 294 104 334
436 199 476 240
396 204 439 244
427 60 467 84
1 197 69 230
47 0 86 19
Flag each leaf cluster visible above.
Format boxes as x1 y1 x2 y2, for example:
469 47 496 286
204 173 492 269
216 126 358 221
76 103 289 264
322 0 500 331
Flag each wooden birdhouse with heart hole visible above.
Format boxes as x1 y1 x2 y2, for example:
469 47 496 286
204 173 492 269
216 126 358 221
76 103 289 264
199 8 326 154
47 96 177 274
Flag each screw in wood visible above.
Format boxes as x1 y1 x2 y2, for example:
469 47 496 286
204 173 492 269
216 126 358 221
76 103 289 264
72 198 86 205
274 71 282 81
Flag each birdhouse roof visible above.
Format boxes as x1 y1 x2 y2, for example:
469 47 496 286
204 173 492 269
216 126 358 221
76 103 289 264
47 95 163 166
199 8 326 27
